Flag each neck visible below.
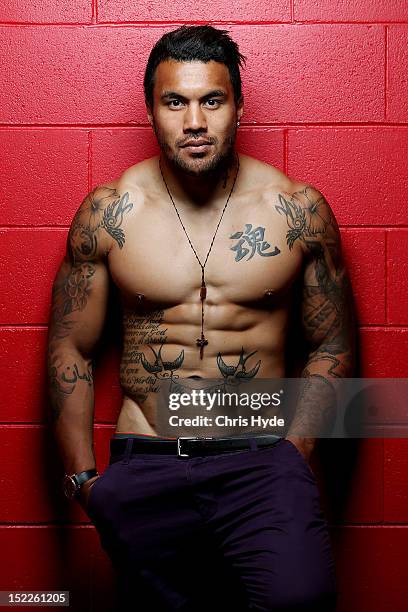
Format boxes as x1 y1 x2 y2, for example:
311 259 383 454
159 151 238 209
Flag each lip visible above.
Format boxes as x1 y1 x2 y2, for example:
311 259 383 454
181 141 212 148
182 144 212 153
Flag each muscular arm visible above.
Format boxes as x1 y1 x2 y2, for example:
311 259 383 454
276 185 357 459
46 185 133 492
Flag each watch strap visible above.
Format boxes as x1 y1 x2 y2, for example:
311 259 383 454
72 468 99 488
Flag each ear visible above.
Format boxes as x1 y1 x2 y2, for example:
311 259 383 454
236 96 244 122
146 103 154 127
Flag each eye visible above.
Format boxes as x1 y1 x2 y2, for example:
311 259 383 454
205 99 221 107
167 100 183 108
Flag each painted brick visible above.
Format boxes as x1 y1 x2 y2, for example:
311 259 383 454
0 229 66 324
387 230 408 325
387 26 408 122
0 1 92 23
0 328 48 423
0 129 88 225
98 0 291 22
0 25 384 125
0 26 164 125
0 526 66 589
339 229 386 326
288 128 408 226
236 128 284 170
294 0 408 22
231 24 384 123
359 328 408 377
0 425 115 523
332 526 408 611
384 438 408 523
91 128 159 186
0 426 64 523
316 438 383 524
91 127 284 185
0 525 113 611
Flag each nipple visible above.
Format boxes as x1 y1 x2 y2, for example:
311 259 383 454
264 289 275 297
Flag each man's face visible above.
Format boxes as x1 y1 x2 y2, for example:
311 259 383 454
147 59 243 176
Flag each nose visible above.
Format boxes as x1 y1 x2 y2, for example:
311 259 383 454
183 102 207 133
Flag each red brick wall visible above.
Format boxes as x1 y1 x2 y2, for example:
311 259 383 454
1 1 407 610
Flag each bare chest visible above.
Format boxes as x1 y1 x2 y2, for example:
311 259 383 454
107 198 304 309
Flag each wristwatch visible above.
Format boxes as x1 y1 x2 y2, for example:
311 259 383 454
63 468 99 500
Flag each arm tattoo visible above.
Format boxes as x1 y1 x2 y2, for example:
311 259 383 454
47 264 95 422
289 371 338 438
277 186 356 439
47 186 133 422
47 262 95 421
276 186 354 372
275 188 332 251
101 192 133 248
69 187 133 257
48 356 93 423
51 264 95 326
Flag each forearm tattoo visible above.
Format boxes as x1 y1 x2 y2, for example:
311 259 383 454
289 371 338 438
47 186 133 422
48 356 94 422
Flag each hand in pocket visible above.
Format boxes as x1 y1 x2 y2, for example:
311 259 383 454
77 475 101 514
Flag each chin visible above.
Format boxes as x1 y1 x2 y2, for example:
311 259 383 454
171 149 234 177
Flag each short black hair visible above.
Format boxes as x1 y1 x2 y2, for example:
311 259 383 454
143 25 247 109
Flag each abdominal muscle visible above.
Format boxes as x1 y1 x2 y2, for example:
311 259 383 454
115 301 290 437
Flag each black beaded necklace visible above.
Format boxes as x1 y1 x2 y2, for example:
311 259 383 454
158 153 240 359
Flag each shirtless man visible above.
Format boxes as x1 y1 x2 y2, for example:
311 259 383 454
47 25 355 611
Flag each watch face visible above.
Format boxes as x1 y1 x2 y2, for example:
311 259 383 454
63 475 78 499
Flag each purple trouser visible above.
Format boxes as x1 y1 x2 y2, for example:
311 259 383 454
87 435 338 612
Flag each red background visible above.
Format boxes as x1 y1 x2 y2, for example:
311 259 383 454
1 1 408 610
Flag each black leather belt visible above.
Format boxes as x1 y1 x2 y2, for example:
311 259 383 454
110 434 284 458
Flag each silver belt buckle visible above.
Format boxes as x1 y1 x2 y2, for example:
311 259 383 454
177 436 199 457
177 436 215 457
